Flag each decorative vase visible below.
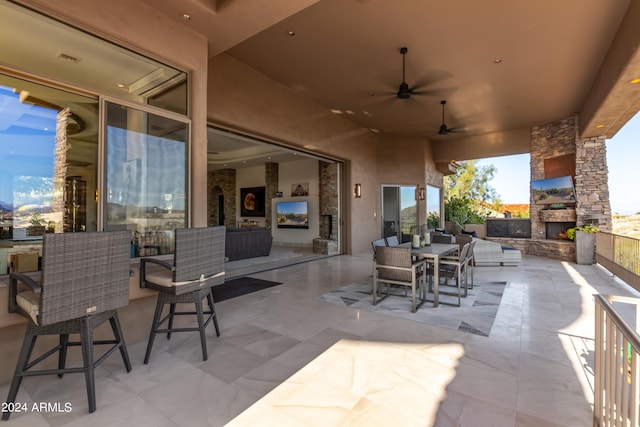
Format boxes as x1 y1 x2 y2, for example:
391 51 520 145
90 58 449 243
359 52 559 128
575 230 596 265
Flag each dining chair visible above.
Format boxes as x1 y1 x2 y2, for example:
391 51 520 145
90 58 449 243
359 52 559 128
465 240 476 289
373 246 426 313
437 242 471 306
371 238 387 257
431 233 454 244
140 226 225 363
2 231 132 420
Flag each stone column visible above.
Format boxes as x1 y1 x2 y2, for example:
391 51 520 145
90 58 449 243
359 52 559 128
574 136 611 231
264 162 279 228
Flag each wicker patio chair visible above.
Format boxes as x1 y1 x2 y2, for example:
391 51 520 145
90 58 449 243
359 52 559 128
373 246 426 313
2 231 132 421
140 226 225 363
438 242 471 306
431 233 454 244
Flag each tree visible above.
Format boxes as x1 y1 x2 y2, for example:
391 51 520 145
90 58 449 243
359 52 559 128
444 160 501 204
444 196 490 233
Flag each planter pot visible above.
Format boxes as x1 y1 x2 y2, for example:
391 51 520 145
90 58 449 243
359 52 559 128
575 230 596 265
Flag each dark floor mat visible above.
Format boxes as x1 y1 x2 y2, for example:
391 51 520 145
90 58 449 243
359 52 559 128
213 277 282 302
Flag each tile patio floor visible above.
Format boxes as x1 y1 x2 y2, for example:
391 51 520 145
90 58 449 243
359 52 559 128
2 252 639 426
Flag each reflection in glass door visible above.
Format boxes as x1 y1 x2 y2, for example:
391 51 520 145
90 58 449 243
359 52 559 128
381 185 417 243
0 74 99 243
426 185 441 229
104 100 189 257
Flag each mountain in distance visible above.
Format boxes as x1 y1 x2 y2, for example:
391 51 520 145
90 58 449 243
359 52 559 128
0 200 13 212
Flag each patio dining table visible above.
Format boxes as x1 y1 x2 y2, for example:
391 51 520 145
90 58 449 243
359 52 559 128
400 242 459 307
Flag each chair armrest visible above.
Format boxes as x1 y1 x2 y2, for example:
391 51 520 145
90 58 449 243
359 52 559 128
439 258 466 267
140 257 174 288
8 272 41 314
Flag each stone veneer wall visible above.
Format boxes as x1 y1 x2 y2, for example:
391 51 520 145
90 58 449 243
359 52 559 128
207 169 236 228
575 136 611 231
319 161 339 240
264 162 278 228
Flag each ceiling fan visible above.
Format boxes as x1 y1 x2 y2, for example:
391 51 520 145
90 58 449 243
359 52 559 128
395 47 428 99
438 100 461 135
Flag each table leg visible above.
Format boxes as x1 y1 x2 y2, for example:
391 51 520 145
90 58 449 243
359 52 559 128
433 255 439 307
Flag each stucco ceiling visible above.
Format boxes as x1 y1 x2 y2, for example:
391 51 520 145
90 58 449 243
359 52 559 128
148 0 640 158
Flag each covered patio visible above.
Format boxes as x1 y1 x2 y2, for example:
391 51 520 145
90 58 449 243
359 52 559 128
1 252 636 426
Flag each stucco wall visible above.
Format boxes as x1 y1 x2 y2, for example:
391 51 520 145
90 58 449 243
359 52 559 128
207 53 441 254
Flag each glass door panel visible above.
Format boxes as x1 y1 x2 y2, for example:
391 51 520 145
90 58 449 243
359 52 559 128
104 100 189 256
426 185 441 229
381 185 417 243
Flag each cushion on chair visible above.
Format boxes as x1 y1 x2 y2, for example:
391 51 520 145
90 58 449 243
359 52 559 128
16 291 40 324
144 268 174 287
145 268 225 288
461 229 478 238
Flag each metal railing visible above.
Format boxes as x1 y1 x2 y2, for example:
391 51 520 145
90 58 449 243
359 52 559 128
596 232 640 293
594 294 640 427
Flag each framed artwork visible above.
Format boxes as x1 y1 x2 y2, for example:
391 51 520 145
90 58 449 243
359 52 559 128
291 182 309 197
240 186 266 217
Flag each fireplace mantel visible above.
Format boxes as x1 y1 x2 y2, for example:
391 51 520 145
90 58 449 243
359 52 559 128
539 208 576 223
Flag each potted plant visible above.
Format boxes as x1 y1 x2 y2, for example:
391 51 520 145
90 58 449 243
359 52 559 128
567 225 599 265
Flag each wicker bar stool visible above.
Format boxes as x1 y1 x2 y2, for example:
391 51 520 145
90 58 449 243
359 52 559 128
2 231 132 421
140 226 225 363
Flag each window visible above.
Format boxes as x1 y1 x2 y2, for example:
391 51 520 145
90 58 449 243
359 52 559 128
0 74 99 242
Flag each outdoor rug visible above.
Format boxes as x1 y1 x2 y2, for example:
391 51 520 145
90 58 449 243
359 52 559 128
315 278 507 337
213 277 282 302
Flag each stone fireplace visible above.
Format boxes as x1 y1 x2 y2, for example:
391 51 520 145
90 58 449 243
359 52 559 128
525 114 611 261
313 161 339 255
545 222 574 240
319 214 337 240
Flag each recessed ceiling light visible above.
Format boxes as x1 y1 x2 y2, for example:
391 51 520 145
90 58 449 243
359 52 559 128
494 59 502 63
287 30 295 36
116 83 125 88
363 111 373 117
596 124 605 128
631 78 640 84
370 128 380 133
181 13 191 20
345 110 355 115
330 109 343 114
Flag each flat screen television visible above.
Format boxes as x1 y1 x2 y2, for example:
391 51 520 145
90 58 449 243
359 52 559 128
276 200 309 229
531 175 577 205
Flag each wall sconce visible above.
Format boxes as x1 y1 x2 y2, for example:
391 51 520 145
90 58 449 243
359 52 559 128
419 187 425 201
354 183 362 198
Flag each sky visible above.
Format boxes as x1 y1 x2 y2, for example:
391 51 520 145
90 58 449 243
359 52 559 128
476 112 640 216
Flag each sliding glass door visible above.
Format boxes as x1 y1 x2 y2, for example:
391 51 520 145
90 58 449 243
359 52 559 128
381 185 417 243
104 100 189 256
